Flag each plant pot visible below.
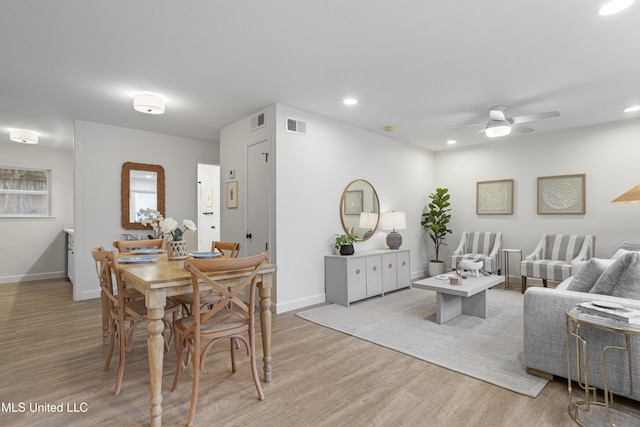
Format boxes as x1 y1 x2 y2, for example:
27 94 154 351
429 261 445 276
339 244 355 256
167 240 189 260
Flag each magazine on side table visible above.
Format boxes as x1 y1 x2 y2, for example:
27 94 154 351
576 301 640 324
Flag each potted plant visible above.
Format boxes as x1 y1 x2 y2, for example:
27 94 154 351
335 234 357 256
420 188 452 276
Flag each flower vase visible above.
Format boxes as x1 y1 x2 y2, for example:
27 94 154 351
167 240 188 260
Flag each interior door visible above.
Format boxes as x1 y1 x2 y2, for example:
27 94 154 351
197 164 220 251
246 139 270 257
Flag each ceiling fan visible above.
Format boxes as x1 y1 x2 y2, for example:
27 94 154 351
456 105 560 138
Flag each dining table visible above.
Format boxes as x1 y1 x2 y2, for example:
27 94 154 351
115 252 277 427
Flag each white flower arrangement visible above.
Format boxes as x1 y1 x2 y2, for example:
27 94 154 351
159 217 197 241
139 209 164 239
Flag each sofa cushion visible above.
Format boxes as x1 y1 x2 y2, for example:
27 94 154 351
590 251 640 297
566 258 615 292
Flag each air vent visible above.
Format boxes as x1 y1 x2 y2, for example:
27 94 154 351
285 117 307 135
250 112 265 131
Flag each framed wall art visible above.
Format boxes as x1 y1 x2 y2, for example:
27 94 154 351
226 180 238 209
343 190 363 215
476 179 514 215
537 174 585 215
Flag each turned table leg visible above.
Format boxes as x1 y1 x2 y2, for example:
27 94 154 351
259 273 273 383
146 289 166 427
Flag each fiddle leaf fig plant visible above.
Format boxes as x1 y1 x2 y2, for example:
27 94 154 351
420 188 452 262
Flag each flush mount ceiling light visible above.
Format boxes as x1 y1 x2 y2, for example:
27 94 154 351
485 125 512 138
446 139 457 145
9 129 38 144
623 105 640 113
133 93 165 114
598 0 634 15
343 98 358 105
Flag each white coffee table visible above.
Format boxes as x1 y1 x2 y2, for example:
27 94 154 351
413 274 505 324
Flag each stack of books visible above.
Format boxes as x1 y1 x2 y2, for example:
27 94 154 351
576 301 640 325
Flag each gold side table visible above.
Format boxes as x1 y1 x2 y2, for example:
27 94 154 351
502 248 521 290
566 308 640 426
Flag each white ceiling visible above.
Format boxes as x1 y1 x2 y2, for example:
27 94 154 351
1 1 639 151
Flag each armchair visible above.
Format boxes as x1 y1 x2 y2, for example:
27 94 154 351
451 231 502 274
520 233 595 293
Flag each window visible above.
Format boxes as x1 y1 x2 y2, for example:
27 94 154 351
0 167 52 217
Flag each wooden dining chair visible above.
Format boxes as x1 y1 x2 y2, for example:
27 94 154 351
113 238 165 253
211 241 240 258
173 241 241 315
92 248 179 395
171 253 268 427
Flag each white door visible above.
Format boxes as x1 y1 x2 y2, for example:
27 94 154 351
197 164 220 251
246 139 270 257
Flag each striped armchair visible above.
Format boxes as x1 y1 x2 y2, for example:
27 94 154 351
520 233 595 292
451 231 502 274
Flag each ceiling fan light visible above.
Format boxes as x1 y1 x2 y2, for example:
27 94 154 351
485 125 511 138
9 129 39 144
598 0 634 16
623 105 640 113
133 93 165 114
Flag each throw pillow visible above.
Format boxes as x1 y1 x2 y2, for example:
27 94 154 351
590 251 640 296
610 248 631 260
566 258 615 292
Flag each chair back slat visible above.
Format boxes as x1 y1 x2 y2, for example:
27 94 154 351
211 241 241 258
113 239 165 253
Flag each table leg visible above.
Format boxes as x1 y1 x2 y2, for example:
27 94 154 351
462 291 487 318
436 293 462 324
258 273 273 383
146 289 166 427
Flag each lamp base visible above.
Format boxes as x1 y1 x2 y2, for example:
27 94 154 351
386 231 402 250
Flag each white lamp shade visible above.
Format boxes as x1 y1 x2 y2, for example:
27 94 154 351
9 129 38 144
485 125 511 138
133 94 165 114
380 211 406 231
359 212 378 229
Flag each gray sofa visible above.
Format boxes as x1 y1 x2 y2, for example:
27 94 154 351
523 242 640 401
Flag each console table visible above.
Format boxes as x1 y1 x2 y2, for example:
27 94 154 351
325 249 411 306
566 308 640 426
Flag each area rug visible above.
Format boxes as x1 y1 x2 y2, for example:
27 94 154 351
297 287 548 397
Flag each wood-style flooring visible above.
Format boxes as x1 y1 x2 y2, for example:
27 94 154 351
1 279 639 426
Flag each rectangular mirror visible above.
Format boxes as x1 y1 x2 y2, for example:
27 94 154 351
121 162 165 230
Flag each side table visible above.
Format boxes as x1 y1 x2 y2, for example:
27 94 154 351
565 308 640 426
502 248 521 290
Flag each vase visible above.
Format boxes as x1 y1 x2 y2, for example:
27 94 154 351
167 240 189 260
339 244 354 256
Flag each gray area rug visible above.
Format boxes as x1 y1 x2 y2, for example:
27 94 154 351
297 287 548 397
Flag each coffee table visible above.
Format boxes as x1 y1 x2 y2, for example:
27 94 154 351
413 274 505 324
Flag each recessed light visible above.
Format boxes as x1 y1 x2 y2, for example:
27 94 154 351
383 125 395 132
447 139 457 145
623 105 640 113
343 98 358 106
9 129 39 144
598 0 634 16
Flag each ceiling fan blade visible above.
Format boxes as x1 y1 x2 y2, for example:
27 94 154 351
512 125 534 134
489 105 507 121
448 123 484 129
509 111 559 124
473 127 488 136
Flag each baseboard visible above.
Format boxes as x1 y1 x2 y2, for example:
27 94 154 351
0 271 67 285
276 293 326 314
526 367 554 381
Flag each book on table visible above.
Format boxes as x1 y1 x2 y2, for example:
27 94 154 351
576 301 640 324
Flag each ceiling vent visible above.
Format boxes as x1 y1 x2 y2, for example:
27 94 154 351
285 117 307 135
250 112 265 131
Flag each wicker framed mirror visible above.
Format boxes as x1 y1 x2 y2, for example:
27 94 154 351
121 162 165 230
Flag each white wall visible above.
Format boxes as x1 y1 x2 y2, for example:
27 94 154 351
0 143 73 283
435 117 640 269
73 120 219 300
221 104 436 313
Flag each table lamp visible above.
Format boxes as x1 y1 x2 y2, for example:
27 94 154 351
359 212 378 240
380 211 406 250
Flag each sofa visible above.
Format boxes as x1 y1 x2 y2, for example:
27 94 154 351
523 242 640 402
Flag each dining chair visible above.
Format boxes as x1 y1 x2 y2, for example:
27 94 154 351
171 253 268 427
113 238 165 253
211 241 240 257
92 248 179 395
173 241 242 315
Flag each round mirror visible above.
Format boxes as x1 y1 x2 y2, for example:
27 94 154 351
340 179 380 241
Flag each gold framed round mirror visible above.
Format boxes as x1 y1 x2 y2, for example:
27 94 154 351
340 179 380 242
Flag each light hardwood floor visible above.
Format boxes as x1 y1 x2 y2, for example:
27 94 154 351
1 279 639 426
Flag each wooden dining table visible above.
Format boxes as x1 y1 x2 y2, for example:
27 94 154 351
116 253 277 427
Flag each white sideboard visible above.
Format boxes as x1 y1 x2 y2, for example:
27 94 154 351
325 249 411 306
